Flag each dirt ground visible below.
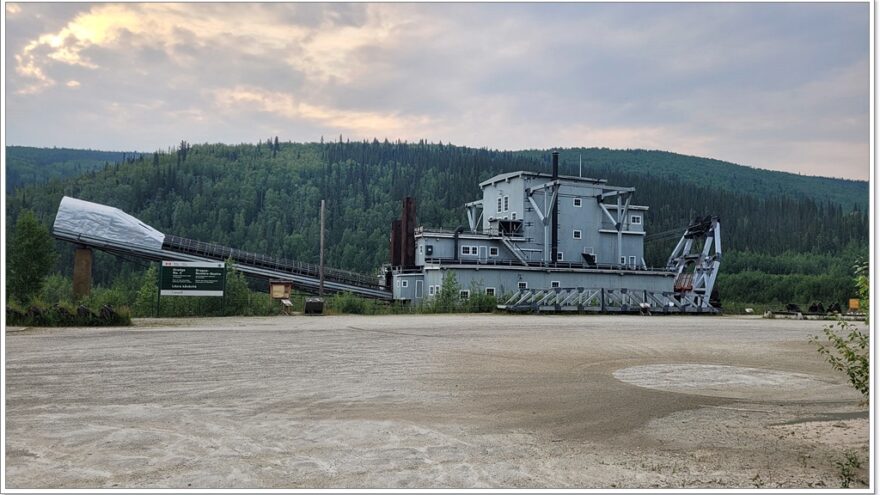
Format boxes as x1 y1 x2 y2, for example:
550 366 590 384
4 314 870 489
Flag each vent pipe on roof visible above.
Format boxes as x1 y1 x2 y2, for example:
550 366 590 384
551 151 559 264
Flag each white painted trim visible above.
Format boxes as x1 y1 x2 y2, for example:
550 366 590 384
599 229 646 236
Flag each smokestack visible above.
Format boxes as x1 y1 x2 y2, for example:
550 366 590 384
400 197 416 268
552 150 559 179
551 151 559 264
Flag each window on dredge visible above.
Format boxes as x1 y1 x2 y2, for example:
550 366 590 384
459 290 470 300
485 287 496 296
551 281 560 288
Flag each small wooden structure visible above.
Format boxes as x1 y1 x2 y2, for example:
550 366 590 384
269 280 294 315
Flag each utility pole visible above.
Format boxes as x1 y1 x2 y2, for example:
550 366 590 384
319 199 325 296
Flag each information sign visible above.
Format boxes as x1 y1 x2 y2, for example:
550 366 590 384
160 261 225 296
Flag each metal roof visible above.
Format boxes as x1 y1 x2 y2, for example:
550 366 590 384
479 171 607 188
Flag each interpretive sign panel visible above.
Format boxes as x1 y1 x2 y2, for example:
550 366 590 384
160 261 225 296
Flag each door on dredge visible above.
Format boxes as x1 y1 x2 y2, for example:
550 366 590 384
415 280 423 299
478 246 488 263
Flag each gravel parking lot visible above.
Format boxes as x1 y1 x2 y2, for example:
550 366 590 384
4 314 868 488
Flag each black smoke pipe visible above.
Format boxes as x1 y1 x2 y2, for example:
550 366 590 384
551 151 559 264
453 226 465 262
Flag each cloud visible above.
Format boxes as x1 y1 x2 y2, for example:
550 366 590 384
212 86 434 137
5 3 870 179
12 3 413 93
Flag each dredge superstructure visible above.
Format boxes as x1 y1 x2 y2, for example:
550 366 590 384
387 152 721 313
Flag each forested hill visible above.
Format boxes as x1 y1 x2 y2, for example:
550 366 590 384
5 140 869 295
519 148 868 210
5 146 137 192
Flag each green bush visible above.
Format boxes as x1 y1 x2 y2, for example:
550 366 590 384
810 261 870 401
328 291 369 314
6 299 131 327
429 272 461 313
39 274 73 304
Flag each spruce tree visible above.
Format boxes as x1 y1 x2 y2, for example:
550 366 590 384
7 210 57 303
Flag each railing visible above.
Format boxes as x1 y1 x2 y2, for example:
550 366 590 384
414 226 530 241
420 256 673 273
163 235 380 289
498 231 528 265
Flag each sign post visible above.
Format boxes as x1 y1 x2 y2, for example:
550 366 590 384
157 261 227 316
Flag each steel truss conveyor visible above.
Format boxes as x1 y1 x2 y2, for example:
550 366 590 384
498 286 715 314
51 196 392 300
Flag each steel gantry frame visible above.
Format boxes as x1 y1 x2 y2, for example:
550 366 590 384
666 216 722 309
597 187 635 267
525 179 560 266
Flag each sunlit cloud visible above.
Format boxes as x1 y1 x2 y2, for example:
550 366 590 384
65 80 81 88
213 86 434 137
13 3 412 93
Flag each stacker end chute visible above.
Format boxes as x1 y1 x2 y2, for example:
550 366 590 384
53 196 165 250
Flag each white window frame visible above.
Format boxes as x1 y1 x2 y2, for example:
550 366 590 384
573 197 582 207
503 196 509 211
573 229 582 239
631 215 642 225
489 247 499 257
401 280 408 288
557 252 564 261
497 197 502 213
459 290 470 300
629 255 637 266
550 281 560 289
428 285 435 296
511 212 517 220
620 256 627 264
485 287 496 296
518 281 528 290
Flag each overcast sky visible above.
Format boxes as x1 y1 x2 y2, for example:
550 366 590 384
4 2 870 180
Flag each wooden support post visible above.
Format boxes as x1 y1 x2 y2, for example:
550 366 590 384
72 247 93 300
319 199 325 296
